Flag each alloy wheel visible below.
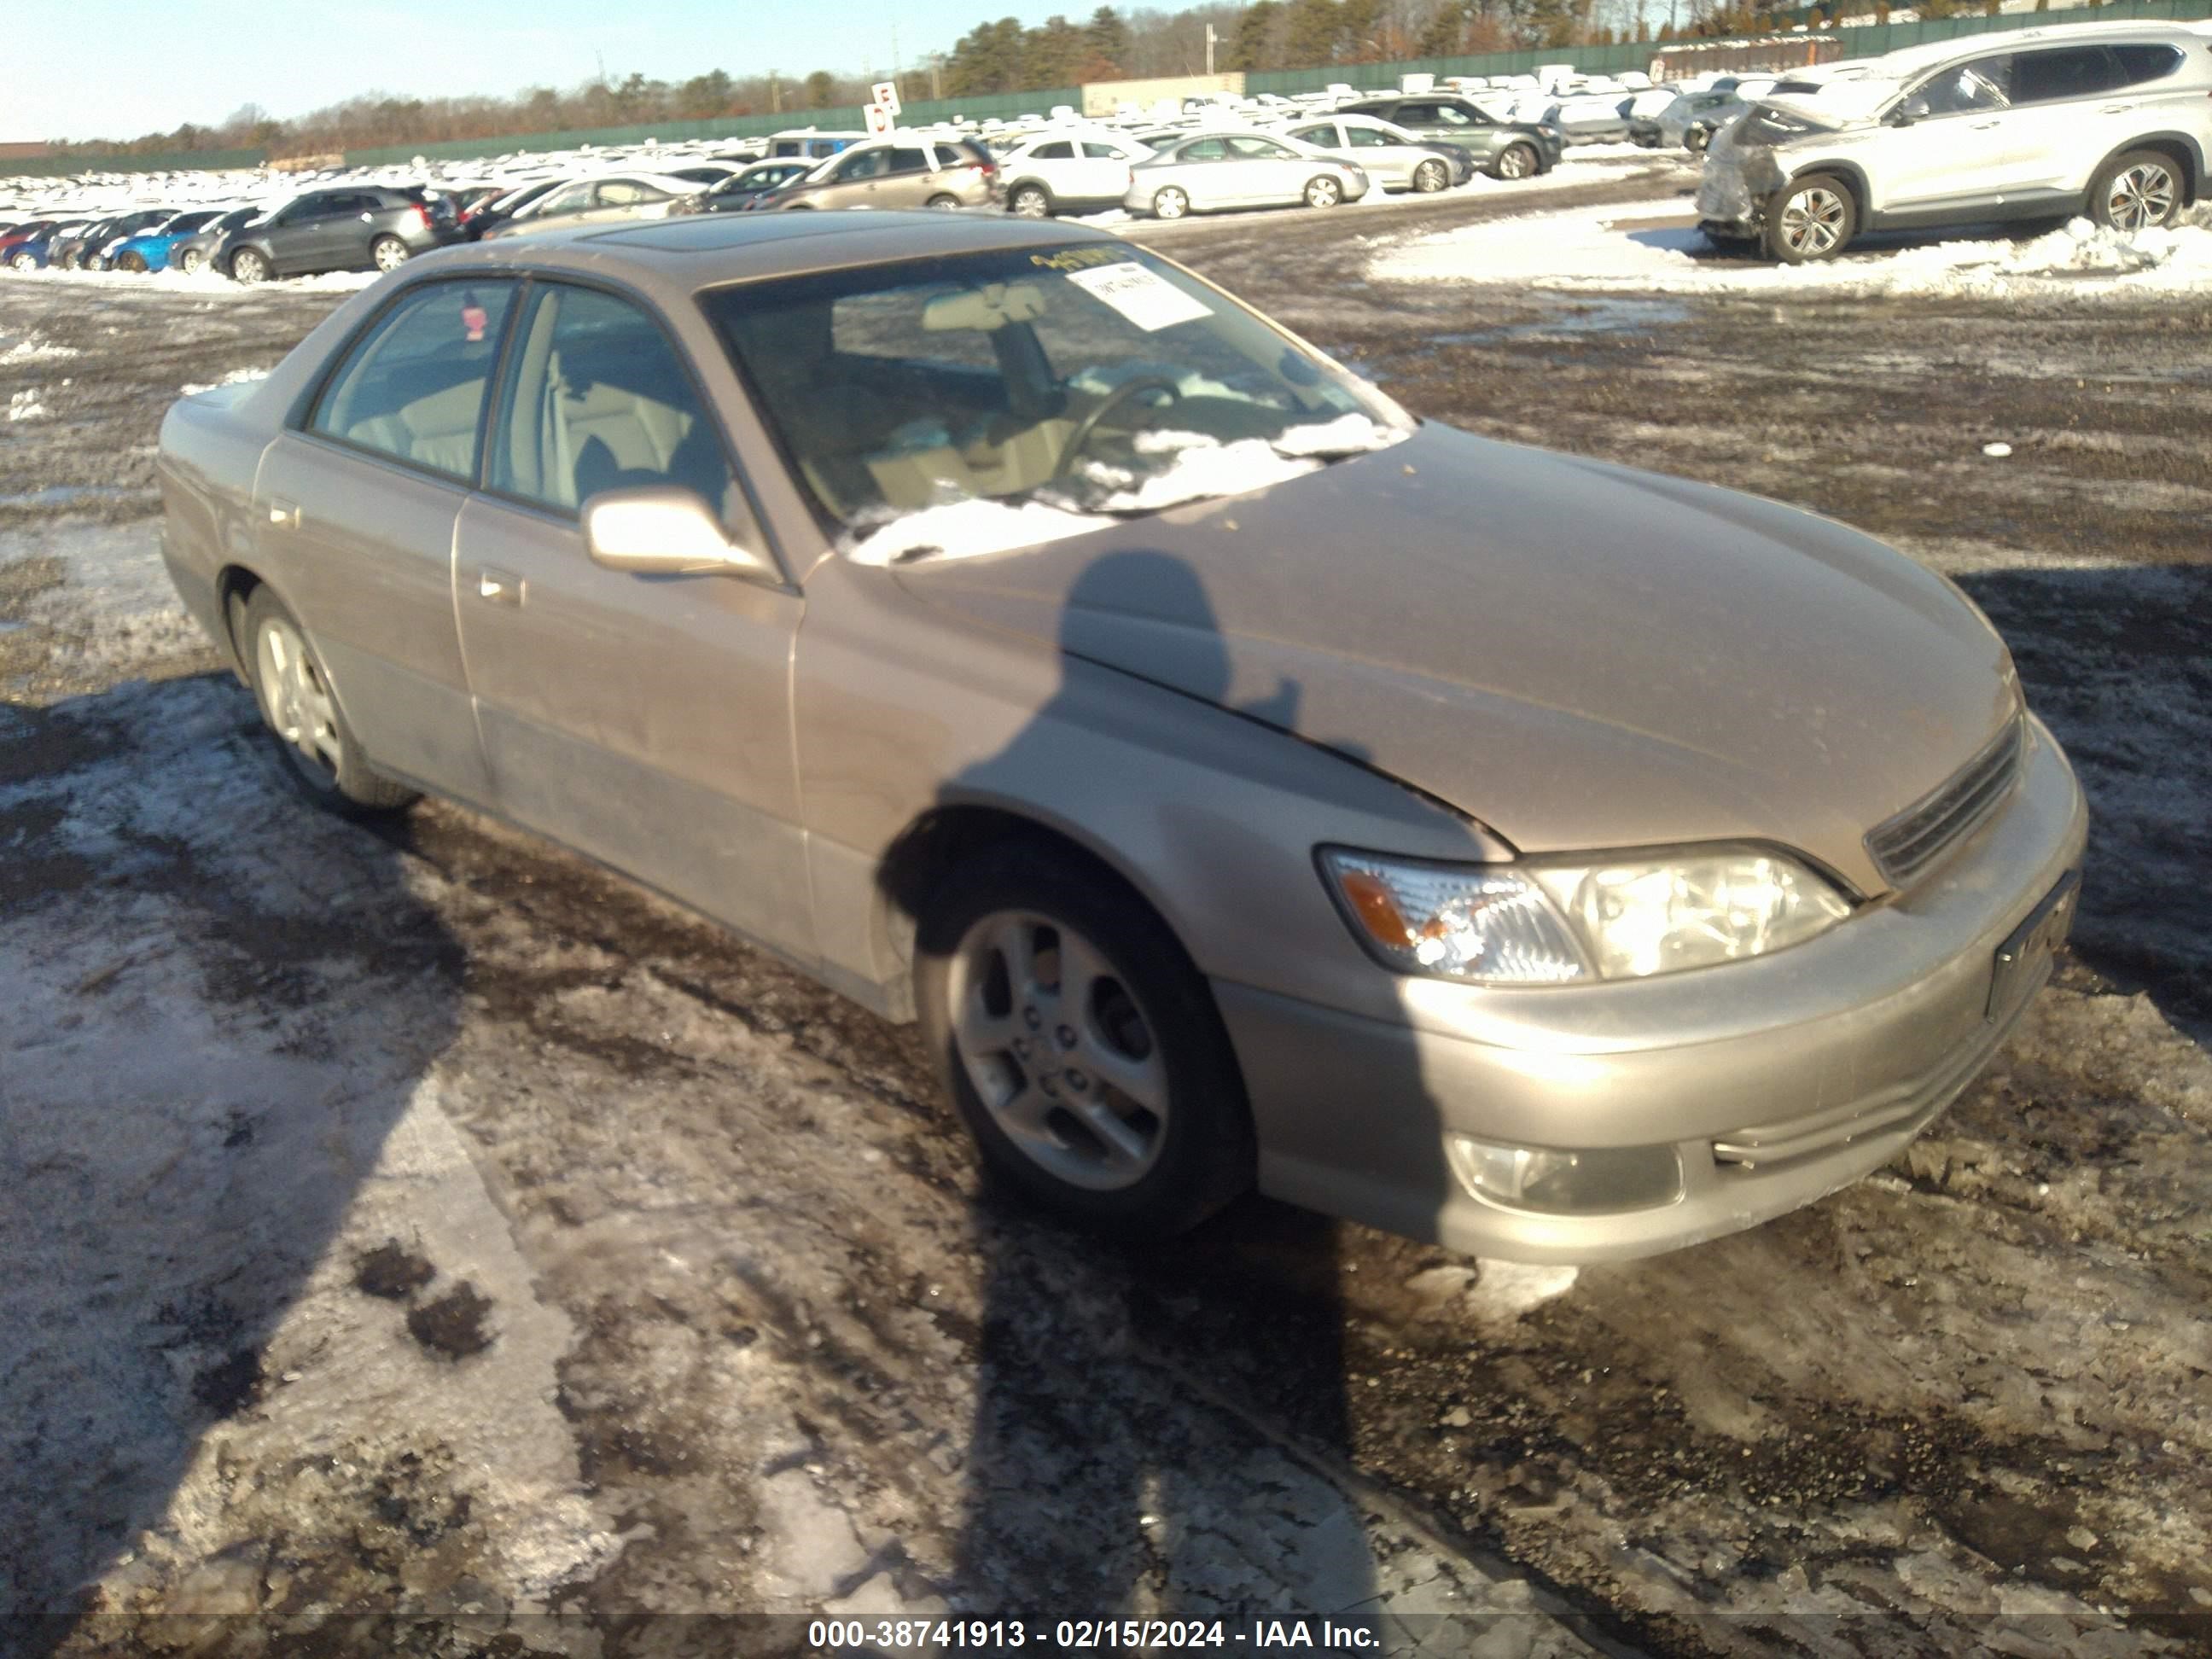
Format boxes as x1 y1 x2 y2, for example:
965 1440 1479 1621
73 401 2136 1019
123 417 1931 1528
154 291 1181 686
1778 186 1848 258
2106 162 2175 232
371 236 410 271
1153 187 1188 220
1011 185 1050 218
179 248 203 275
946 910 1170 1191
254 615 343 780
1497 144 1534 179
1414 160 1447 193
1306 176 1342 208
231 249 268 283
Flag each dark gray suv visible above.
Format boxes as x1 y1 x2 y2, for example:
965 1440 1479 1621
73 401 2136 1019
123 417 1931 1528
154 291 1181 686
1337 95 1564 178
215 187 461 283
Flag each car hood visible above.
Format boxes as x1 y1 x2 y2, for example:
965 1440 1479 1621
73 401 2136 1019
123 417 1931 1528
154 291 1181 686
890 423 2017 894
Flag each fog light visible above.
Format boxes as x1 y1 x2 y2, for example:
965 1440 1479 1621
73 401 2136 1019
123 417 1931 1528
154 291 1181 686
1449 1136 1682 1215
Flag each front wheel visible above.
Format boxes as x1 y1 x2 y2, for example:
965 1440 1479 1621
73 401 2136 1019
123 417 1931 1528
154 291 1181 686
229 247 270 284
1491 143 1537 180
178 247 206 276
241 587 416 817
1009 183 1052 218
1685 125 1713 155
370 235 410 271
1412 159 1449 194
916 840 1254 1237
118 251 146 273
1303 174 1343 208
1764 173 1855 263
9 253 32 272
2091 149 2180 232
1150 185 1190 220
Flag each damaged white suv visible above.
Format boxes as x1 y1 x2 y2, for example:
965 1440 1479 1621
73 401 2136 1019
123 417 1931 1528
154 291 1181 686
1698 21 2212 262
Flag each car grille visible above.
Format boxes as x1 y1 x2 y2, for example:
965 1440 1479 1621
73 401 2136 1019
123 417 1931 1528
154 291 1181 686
1865 714 2024 889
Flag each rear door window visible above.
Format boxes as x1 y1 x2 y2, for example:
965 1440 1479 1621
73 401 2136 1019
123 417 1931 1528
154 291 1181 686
888 147 932 175
310 281 516 480
2109 43 2184 84
1031 140 1075 160
2011 46 2128 103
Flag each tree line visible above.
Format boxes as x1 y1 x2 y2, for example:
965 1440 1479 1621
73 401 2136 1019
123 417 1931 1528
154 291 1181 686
53 0 1943 158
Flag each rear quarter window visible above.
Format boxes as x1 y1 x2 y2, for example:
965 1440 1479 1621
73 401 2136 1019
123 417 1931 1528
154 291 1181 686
2110 43 2185 84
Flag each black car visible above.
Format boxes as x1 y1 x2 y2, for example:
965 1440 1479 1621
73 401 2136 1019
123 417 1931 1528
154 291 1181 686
1336 94 1563 179
461 177 567 241
681 159 814 214
214 186 461 283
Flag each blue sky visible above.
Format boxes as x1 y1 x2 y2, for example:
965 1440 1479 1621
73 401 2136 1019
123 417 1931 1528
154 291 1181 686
11 0 1079 143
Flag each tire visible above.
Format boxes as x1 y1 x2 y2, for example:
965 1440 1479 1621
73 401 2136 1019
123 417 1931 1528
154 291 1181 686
370 235 410 271
1412 159 1449 194
9 253 32 272
2090 148 2182 233
1685 125 1713 155
178 247 205 276
924 193 961 210
1009 183 1053 218
1764 172 1855 264
1151 186 1190 220
118 252 146 273
1491 142 1538 181
240 587 416 817
915 838 1254 1237
1303 174 1344 208
229 247 270 284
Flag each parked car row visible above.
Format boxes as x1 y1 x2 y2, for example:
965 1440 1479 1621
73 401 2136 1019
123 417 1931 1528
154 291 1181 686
1 186 463 282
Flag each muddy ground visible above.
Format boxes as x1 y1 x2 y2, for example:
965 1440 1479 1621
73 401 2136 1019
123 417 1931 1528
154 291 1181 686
3 166 2209 1659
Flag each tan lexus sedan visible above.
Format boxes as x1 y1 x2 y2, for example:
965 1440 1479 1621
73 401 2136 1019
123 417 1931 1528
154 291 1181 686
157 212 2087 1262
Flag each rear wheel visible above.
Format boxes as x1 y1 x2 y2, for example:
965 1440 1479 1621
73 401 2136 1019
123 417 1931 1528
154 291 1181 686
1764 173 1855 263
229 247 269 284
241 587 416 817
2091 149 2181 232
1412 159 1449 194
1492 142 1537 180
1010 183 1053 218
924 193 961 210
1151 186 1190 220
370 235 410 271
1303 174 1343 208
916 839 1254 1237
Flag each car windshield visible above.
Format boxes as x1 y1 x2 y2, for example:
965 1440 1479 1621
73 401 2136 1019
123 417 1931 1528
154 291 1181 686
702 243 1408 560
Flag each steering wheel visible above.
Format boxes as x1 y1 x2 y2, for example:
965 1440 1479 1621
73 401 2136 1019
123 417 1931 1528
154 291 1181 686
1053 375 1183 482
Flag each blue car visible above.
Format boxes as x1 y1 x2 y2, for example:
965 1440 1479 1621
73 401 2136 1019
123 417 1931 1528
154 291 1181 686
105 207 230 273
3 219 91 271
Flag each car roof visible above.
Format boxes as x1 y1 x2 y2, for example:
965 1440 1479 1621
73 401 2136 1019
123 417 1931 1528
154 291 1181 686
421 207 1119 299
1871 17 2207 76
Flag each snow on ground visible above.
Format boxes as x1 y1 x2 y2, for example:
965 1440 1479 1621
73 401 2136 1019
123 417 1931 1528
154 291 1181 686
1374 200 2212 298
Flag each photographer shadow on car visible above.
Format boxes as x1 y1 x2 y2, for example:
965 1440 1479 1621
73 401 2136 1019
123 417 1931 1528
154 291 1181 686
882 547 1459 1628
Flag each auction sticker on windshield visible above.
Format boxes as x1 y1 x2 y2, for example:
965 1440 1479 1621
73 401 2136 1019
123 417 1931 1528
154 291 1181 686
1063 262 1213 332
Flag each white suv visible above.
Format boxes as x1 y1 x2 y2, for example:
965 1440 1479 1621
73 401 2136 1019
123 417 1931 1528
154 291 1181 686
998 133 1151 218
1697 21 2212 262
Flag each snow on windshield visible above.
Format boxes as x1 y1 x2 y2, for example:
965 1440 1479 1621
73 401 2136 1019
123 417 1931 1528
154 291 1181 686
843 413 1406 568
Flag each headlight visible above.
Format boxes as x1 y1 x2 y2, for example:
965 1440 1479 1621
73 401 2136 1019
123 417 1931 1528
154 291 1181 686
1319 846 1852 985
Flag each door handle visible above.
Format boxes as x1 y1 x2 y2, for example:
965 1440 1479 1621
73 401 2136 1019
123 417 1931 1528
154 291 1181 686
1968 119 2001 129
476 568 526 605
266 499 300 529
2098 103 2134 114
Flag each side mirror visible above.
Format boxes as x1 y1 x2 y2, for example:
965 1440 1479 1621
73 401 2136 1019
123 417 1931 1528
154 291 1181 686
583 486 771 579
1885 103 1920 127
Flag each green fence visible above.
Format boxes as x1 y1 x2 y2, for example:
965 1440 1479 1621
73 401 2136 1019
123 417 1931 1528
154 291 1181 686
2 145 270 178
1245 0 2212 92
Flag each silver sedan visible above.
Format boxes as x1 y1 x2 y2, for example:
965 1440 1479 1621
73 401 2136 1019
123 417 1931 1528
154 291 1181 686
156 211 2085 1261
1275 114 1471 193
1123 131 1371 218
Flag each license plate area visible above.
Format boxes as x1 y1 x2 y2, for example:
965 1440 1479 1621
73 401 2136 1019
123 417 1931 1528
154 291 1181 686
1988 869 2080 1022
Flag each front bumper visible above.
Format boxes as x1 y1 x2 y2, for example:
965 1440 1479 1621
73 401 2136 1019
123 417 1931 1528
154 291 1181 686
1217 716 2088 1262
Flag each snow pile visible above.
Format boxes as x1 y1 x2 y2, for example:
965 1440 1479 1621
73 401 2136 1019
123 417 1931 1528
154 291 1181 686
0 333 79 364
8 389 47 422
844 415 1406 567
1373 201 2212 298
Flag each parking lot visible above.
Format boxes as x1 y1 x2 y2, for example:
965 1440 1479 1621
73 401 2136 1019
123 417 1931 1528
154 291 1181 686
4 160 2211 1657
